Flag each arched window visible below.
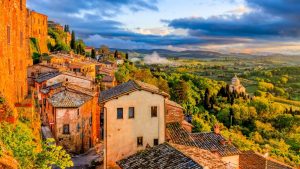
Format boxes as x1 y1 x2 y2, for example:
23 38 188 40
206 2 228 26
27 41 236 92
20 0 23 10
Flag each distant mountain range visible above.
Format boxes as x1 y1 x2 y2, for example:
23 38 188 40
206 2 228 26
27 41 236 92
110 48 300 63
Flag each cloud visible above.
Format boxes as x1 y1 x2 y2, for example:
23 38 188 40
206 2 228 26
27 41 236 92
28 0 158 17
27 0 300 54
167 0 300 40
144 52 171 64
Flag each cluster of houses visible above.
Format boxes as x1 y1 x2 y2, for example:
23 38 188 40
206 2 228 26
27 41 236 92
0 0 295 168
28 53 294 168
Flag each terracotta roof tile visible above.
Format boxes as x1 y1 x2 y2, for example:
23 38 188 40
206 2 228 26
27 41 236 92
99 80 169 103
171 143 228 169
117 143 203 169
166 99 183 109
239 151 295 169
48 90 92 108
101 75 114 82
166 122 240 157
35 72 61 83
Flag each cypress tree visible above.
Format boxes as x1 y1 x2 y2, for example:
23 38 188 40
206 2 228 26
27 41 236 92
70 31 76 50
114 50 118 59
125 53 129 60
204 88 210 109
91 48 96 58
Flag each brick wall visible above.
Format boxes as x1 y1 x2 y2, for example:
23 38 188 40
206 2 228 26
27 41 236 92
165 102 184 124
0 0 32 105
45 94 100 154
28 10 48 54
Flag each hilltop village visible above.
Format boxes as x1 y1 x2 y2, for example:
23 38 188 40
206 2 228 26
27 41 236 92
0 0 297 169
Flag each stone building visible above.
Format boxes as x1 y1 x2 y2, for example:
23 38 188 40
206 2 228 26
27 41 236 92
27 64 59 88
101 75 117 90
34 71 95 105
48 20 64 31
45 84 100 154
165 99 193 132
0 0 33 105
230 75 246 94
99 80 170 167
48 21 70 44
28 10 48 54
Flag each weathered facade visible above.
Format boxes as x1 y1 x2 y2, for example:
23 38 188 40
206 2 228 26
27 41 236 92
0 0 32 105
27 64 59 88
99 80 169 167
28 10 48 54
46 86 100 154
165 99 185 124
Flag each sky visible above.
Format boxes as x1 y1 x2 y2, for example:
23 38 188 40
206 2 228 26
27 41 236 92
27 0 300 54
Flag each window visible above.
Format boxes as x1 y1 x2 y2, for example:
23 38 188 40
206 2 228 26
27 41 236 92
128 107 134 119
137 137 143 146
151 106 158 117
77 123 80 132
20 0 23 10
154 139 159 146
89 116 92 126
63 124 70 134
117 108 123 119
77 109 80 117
20 32 23 47
8 59 11 74
7 26 10 45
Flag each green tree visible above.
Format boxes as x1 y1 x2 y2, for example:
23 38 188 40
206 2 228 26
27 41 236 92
91 48 96 59
35 139 73 169
114 50 118 59
98 45 110 56
64 25 70 33
204 88 210 109
75 39 85 55
70 31 76 50
125 52 129 60
173 80 190 104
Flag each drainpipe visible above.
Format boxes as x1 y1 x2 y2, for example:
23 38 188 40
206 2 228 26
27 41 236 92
103 106 107 169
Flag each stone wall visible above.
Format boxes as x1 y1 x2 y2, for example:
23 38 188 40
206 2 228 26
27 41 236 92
28 10 48 54
165 101 184 124
44 93 100 154
103 90 166 166
0 0 32 106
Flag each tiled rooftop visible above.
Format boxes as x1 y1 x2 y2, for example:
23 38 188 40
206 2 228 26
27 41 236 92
48 90 92 108
101 75 114 82
191 132 240 157
239 151 295 169
65 83 97 96
35 72 61 83
99 80 169 103
166 122 240 157
40 82 63 94
117 143 203 169
171 143 228 169
166 99 183 109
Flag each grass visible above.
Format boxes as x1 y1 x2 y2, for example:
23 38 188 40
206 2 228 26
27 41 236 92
272 96 300 107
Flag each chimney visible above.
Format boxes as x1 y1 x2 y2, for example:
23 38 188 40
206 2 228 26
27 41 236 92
214 124 220 134
228 137 232 145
